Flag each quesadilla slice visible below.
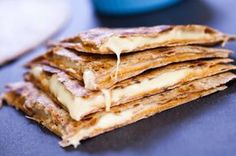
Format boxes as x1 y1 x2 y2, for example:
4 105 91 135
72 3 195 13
26 59 236 121
3 72 235 147
53 25 235 55
33 46 231 90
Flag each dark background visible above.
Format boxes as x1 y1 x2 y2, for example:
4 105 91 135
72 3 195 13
1 0 236 156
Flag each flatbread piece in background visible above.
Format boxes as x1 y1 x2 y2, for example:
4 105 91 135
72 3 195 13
0 0 70 66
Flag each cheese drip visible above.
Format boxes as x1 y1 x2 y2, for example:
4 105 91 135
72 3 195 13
103 37 124 81
114 51 121 80
101 89 112 111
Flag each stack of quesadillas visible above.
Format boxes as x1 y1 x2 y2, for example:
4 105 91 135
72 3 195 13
2 25 236 147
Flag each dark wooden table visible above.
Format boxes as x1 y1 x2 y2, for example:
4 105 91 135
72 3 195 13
1 0 236 156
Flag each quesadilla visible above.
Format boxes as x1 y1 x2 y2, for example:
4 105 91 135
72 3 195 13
32 46 231 90
53 25 235 55
26 59 236 121
3 72 235 147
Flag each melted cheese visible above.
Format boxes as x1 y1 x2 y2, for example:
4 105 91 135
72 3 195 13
83 69 97 90
32 66 43 77
114 51 121 79
112 69 189 103
32 66 48 86
32 66 190 121
49 74 104 120
101 29 212 54
101 89 112 111
96 110 133 128
102 38 121 81
66 103 154 148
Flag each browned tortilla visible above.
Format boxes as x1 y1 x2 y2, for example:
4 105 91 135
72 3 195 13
25 59 236 120
52 25 235 54
3 72 235 147
29 46 232 90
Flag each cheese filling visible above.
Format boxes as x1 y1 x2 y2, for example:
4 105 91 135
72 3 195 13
101 29 213 54
66 106 136 147
83 69 97 90
32 66 190 121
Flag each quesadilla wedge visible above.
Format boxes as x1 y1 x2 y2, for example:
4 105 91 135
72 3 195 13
33 46 231 90
50 25 235 85
26 59 236 121
3 72 235 147
53 25 235 55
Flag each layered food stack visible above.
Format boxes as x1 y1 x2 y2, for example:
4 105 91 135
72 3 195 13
2 25 236 147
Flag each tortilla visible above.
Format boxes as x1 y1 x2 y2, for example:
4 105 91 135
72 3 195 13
52 25 235 55
3 72 235 147
26 59 236 121
30 46 232 90
0 0 70 65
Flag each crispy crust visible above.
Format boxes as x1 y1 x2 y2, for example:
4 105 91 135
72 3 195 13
51 25 235 54
25 59 236 120
3 72 234 147
3 82 76 137
29 46 232 90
